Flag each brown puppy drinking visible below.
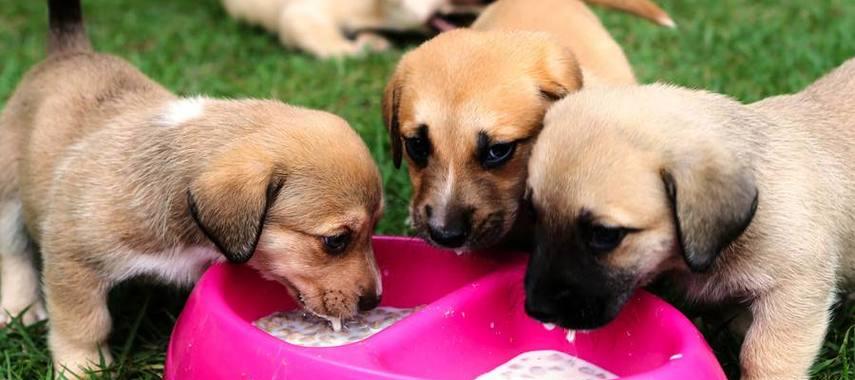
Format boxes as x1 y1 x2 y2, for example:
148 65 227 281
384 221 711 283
383 0 673 251
0 0 383 375
524 58 855 379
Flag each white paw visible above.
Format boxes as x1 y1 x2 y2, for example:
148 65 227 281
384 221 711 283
0 301 48 327
51 342 113 379
312 44 362 59
355 33 391 52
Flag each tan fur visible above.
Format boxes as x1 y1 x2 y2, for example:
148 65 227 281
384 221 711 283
221 0 472 58
472 0 638 85
527 58 855 379
383 0 672 250
0 24 383 380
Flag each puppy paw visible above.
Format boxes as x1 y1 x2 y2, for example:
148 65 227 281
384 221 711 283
52 345 113 380
0 300 48 327
355 33 391 53
310 44 362 59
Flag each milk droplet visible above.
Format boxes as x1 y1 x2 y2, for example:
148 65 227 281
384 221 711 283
543 323 556 331
565 329 576 343
329 317 342 332
670 353 683 360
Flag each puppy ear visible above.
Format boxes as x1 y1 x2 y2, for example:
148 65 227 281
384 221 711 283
661 166 758 273
187 154 285 264
382 72 404 169
537 45 584 101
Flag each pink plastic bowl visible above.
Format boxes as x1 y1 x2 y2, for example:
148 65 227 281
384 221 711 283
165 236 725 379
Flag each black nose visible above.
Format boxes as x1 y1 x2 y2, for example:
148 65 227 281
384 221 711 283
525 297 560 323
358 294 381 311
424 204 473 248
428 224 469 248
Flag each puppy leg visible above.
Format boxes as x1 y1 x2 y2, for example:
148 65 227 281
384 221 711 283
278 6 362 58
740 281 835 380
43 253 113 376
0 201 46 326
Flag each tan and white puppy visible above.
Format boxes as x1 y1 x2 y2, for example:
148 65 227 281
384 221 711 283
383 0 673 251
221 0 482 58
524 58 855 379
0 0 383 376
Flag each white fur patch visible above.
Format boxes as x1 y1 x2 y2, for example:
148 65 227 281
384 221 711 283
0 202 27 255
111 246 221 286
370 254 383 297
439 163 456 209
159 97 207 127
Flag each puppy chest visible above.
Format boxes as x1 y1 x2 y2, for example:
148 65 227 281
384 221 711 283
110 246 221 285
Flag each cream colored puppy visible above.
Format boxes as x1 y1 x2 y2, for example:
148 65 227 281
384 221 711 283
383 0 673 251
0 0 383 376
222 0 474 58
525 58 855 379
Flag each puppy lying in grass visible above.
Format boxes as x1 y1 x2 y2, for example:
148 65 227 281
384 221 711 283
524 58 855 379
0 0 384 376
222 0 487 58
383 0 673 252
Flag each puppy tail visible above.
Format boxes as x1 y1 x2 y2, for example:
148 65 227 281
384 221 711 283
583 0 676 28
47 0 92 55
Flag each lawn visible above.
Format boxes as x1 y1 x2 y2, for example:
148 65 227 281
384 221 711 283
0 0 853 378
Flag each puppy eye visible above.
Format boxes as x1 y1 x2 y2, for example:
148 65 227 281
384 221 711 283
322 231 352 255
482 142 517 169
404 136 430 167
583 224 627 253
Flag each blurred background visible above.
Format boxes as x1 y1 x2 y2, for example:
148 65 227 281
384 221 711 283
1 0 853 378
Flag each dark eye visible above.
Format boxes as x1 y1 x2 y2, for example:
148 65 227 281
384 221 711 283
404 136 430 167
322 231 352 254
584 224 627 253
482 142 517 169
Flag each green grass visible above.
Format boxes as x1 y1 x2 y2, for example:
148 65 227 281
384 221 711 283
0 0 853 378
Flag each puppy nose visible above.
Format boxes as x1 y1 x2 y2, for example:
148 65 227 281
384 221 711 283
425 205 471 248
428 224 469 248
524 298 559 323
358 294 381 311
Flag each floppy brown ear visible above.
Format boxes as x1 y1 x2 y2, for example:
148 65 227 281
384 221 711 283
187 155 284 264
661 164 758 273
536 45 584 101
382 71 404 169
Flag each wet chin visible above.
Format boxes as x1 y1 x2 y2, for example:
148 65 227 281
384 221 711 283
310 294 358 319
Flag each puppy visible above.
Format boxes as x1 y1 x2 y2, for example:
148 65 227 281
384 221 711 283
222 0 483 58
524 58 855 379
0 0 383 375
383 0 673 251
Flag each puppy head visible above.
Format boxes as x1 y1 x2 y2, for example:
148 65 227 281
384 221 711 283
187 101 384 320
383 29 582 250
523 86 758 329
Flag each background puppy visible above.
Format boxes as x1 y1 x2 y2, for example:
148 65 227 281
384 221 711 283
222 0 485 58
524 58 855 379
383 0 673 251
0 0 383 375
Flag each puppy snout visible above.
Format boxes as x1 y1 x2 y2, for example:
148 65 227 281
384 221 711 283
526 282 625 330
428 222 469 248
358 293 382 311
524 296 560 323
425 205 472 248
